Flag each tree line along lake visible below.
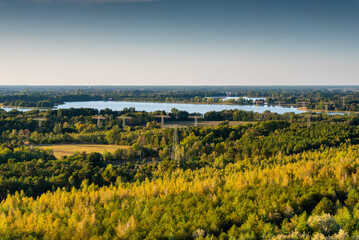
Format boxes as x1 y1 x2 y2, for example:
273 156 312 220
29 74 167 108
0 99 306 114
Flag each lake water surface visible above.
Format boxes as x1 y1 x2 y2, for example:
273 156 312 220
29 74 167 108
55 101 304 114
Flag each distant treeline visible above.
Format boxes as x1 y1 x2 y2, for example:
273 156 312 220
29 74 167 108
0 93 103 108
1 87 359 111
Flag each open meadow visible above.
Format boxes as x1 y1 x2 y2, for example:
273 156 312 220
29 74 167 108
37 144 129 158
166 120 256 127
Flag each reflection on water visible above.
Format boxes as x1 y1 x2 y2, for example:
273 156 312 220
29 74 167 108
54 101 304 114
0 101 303 114
2 101 347 115
205 96 267 102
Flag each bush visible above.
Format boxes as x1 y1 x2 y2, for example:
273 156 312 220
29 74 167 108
308 214 339 236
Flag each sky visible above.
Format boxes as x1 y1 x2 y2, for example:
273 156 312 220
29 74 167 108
0 0 358 85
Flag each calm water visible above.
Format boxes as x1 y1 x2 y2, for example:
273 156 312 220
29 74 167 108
206 96 267 101
1 100 348 115
53 101 304 114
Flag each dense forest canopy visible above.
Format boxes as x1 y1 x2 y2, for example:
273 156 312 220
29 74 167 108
0 88 359 239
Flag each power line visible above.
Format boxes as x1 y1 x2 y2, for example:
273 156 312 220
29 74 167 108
188 115 204 127
155 115 170 128
34 118 48 131
340 96 348 109
171 125 180 167
297 101 310 111
92 115 106 128
118 116 132 129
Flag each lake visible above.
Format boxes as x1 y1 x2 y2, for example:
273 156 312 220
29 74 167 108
2 101 348 115
208 96 267 101
54 101 304 114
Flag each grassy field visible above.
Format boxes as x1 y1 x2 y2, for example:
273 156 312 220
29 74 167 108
166 121 256 127
38 144 129 158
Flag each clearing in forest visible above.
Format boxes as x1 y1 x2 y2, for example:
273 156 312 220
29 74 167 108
38 144 129 158
166 121 256 127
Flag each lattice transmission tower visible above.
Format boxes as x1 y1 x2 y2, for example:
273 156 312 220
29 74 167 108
118 116 132 129
171 126 181 167
155 114 170 128
188 115 204 127
34 118 48 131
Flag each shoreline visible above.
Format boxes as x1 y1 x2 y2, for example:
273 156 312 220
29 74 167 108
0 104 50 110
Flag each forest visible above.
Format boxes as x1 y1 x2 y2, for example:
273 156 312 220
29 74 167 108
1 102 359 239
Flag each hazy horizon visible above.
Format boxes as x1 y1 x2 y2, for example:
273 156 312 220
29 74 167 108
0 84 359 87
0 0 358 85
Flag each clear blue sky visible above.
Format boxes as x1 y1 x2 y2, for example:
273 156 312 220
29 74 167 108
0 0 358 85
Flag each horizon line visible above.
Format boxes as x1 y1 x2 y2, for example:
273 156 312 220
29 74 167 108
0 84 359 87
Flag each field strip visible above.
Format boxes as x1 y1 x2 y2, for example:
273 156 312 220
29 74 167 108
37 144 129 158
